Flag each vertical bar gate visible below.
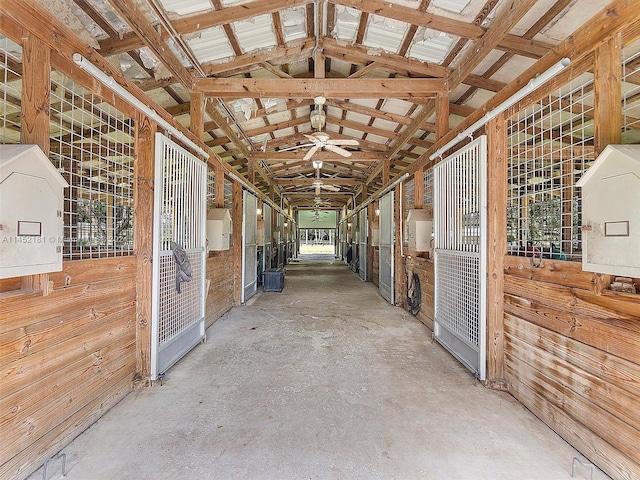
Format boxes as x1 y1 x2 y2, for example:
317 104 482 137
379 191 394 304
242 191 258 302
433 136 487 380
151 134 206 381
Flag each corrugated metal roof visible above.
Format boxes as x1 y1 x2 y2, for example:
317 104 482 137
187 27 235 64
233 15 277 54
281 7 307 43
333 6 360 43
158 0 211 16
363 15 408 54
407 29 456 64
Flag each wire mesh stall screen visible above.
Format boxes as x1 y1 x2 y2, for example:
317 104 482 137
263 203 272 270
152 134 206 379
403 178 415 246
434 136 487 380
49 72 134 259
0 36 21 144
359 208 367 281
378 191 394 304
623 39 640 142
507 73 595 261
242 191 258 302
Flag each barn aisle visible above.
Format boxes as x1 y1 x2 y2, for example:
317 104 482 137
30 257 608 480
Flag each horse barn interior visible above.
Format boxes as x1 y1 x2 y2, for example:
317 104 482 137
1 0 640 478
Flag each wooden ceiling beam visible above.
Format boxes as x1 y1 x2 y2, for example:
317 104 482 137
274 178 364 185
326 99 412 126
193 78 446 98
106 0 193 88
252 151 383 162
99 0 313 55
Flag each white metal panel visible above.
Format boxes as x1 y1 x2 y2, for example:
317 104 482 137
433 135 487 380
263 203 272 270
151 134 206 381
379 191 394 304
359 208 368 281
242 191 258 302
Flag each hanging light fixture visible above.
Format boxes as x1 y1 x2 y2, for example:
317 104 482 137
312 160 323 169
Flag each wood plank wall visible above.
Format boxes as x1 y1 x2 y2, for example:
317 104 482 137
503 255 640 479
205 250 236 329
0 257 137 479
405 256 435 331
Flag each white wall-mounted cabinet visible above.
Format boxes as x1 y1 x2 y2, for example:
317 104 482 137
206 208 231 251
406 209 432 253
0 145 69 279
576 144 640 277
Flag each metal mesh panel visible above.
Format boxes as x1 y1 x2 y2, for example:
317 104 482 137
224 178 233 209
359 208 367 281
622 39 640 143
434 136 486 380
206 165 216 209
243 191 257 301
379 191 394 303
263 203 272 269
435 252 479 348
158 251 203 343
152 134 206 379
403 178 414 246
0 36 21 144
507 73 595 261
49 71 135 259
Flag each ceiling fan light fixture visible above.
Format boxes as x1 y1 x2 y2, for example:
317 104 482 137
310 108 326 130
312 160 323 169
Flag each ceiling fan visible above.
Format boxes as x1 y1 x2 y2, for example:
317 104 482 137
289 96 360 160
312 162 340 194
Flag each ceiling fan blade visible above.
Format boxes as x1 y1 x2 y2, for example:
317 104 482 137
276 142 315 152
324 144 352 157
321 184 341 192
327 139 360 146
303 134 321 144
304 145 321 161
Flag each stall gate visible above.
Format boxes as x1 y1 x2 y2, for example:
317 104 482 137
263 203 272 270
151 134 206 381
378 191 394 304
358 208 367 281
433 136 487 380
242 191 258 302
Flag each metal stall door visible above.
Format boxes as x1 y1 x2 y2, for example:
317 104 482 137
433 136 487 380
358 208 367 281
263 203 272 271
242 191 258 303
151 134 206 381
378 191 394 304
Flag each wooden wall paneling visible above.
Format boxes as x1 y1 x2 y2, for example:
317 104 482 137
507 367 640 480
205 250 235 328
485 116 507 387
0 257 136 479
134 113 156 385
594 33 623 153
505 329 640 431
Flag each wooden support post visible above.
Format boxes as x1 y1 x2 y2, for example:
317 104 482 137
414 168 424 208
485 116 507 390
21 34 51 293
190 91 204 142
232 181 243 305
134 114 156 387
248 158 256 184
382 158 390 185
436 92 449 140
594 33 622 154
214 166 225 208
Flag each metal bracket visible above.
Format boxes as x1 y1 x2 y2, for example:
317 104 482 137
571 457 594 480
43 453 66 479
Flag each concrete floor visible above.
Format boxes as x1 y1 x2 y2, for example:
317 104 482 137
32 255 608 480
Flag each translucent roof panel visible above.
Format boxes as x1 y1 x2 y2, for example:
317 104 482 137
363 15 409 54
333 6 361 43
233 15 277 53
408 29 457 64
188 27 234 64
281 7 307 42
159 0 211 16
431 0 472 14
